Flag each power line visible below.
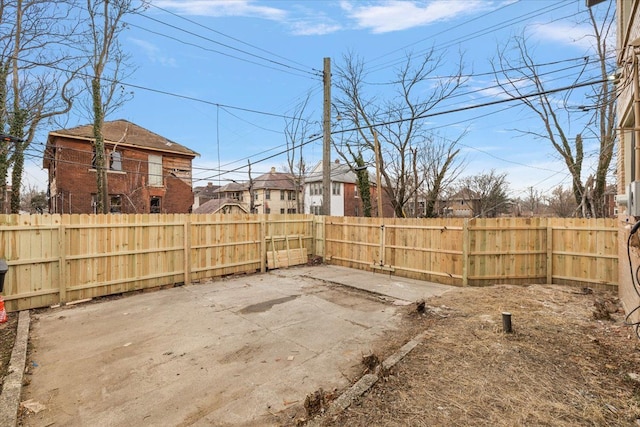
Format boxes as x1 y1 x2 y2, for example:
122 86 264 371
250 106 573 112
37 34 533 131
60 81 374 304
367 0 524 66
144 2 314 72
367 1 577 74
133 12 319 78
8 56 310 122
126 21 317 80
201 77 606 181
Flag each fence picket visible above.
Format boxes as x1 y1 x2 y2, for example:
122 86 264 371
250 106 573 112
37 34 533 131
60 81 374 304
0 214 618 311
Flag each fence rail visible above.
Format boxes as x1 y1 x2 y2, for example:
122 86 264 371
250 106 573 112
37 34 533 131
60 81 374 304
0 214 618 312
2 213 314 311
324 216 618 290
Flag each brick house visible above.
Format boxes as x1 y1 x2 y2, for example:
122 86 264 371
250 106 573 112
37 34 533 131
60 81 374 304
43 120 198 214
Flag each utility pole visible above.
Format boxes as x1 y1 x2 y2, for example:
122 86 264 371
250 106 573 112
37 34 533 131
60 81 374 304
322 57 331 216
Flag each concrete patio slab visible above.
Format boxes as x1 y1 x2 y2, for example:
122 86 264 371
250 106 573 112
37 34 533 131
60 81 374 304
18 266 453 426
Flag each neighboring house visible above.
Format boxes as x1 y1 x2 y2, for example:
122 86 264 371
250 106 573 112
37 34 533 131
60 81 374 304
251 167 301 214
43 120 198 214
441 195 476 218
211 181 246 204
192 182 220 210
304 160 393 217
193 198 248 215
615 0 640 327
442 190 516 218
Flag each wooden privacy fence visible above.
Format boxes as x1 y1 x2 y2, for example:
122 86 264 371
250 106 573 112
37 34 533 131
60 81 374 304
1 213 315 312
324 216 618 290
0 214 618 311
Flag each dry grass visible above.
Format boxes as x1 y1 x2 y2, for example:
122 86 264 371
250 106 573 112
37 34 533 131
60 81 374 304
314 285 640 427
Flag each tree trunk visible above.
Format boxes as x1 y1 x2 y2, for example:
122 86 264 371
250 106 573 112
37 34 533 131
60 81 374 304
92 77 109 214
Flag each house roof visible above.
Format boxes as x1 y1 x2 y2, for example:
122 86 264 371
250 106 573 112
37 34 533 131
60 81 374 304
213 181 247 193
307 160 373 184
193 198 248 214
253 167 297 190
194 182 221 198
47 119 198 158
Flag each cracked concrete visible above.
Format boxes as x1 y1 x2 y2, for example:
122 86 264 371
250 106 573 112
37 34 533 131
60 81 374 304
18 266 452 426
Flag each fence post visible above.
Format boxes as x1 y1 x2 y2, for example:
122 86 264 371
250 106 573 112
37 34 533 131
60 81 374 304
546 218 553 284
323 215 327 262
310 215 316 257
260 217 267 273
58 224 67 304
462 219 469 287
183 215 191 286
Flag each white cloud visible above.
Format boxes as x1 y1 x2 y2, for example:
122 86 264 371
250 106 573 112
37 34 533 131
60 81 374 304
341 0 488 34
529 22 595 52
130 38 177 67
290 20 342 36
154 0 287 20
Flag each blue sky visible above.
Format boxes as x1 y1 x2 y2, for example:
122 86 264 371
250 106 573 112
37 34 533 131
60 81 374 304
26 0 614 201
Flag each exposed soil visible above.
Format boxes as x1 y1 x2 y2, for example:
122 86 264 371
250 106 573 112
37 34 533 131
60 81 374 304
306 284 640 427
0 311 18 393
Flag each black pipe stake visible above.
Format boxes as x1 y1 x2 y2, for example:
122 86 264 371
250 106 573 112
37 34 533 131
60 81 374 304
502 312 513 333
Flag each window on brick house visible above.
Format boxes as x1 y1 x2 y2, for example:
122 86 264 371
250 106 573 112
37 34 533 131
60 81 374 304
110 151 122 171
148 154 163 187
150 196 161 213
110 195 122 213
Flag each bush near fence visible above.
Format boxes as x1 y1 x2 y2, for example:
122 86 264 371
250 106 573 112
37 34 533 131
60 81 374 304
0 214 616 312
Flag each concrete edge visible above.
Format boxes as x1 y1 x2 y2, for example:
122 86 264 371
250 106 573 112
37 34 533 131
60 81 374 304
0 310 31 427
299 273 411 304
307 331 428 426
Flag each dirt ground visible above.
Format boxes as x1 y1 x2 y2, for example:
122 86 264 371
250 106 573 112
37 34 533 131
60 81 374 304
3 284 640 426
308 284 640 427
0 311 18 393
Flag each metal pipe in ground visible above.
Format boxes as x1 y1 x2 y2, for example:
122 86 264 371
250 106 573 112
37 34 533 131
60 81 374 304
502 312 513 333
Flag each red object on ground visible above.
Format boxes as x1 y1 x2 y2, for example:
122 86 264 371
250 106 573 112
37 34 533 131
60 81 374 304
0 296 6 323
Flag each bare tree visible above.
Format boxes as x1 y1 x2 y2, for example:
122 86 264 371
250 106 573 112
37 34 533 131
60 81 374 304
0 0 79 213
284 93 314 214
334 51 465 217
457 170 510 218
518 186 545 216
546 185 578 217
20 185 47 213
83 0 137 213
492 5 615 217
416 134 466 217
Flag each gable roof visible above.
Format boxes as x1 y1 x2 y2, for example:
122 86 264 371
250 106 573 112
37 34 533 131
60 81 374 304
213 181 247 193
253 167 298 190
307 161 375 184
48 119 198 158
194 183 221 198
193 198 248 214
